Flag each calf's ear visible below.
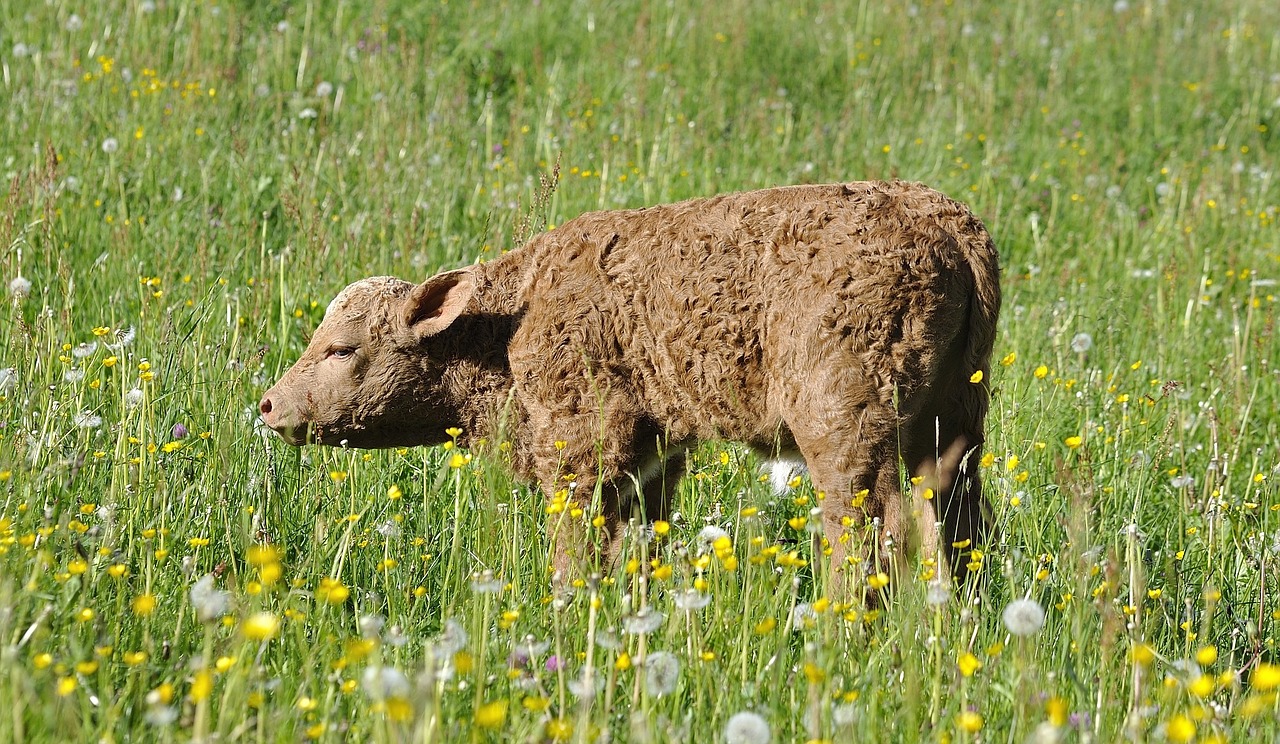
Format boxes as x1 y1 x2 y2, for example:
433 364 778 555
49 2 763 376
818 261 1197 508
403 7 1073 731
403 268 475 338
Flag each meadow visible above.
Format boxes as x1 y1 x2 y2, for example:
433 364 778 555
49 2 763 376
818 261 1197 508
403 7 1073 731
1 0 1279 741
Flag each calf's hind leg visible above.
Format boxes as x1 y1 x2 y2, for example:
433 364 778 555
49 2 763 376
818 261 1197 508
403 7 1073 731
903 384 992 585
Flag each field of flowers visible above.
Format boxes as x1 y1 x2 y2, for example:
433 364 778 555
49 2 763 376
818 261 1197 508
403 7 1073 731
1 0 1279 741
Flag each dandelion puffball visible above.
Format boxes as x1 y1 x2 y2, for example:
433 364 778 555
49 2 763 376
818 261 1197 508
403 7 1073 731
1002 598 1047 636
725 711 772 744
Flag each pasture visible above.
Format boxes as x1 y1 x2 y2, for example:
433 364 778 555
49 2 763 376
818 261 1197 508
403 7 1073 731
1 0 1278 741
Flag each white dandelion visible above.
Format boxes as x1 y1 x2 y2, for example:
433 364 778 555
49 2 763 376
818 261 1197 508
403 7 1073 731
725 711 772 744
1070 332 1093 353
621 607 665 635
672 588 712 611
360 665 410 700
316 81 333 97
125 387 145 407
64 368 85 383
644 651 681 697
189 575 230 622
73 411 102 429
469 569 503 594
9 276 31 298
72 341 97 358
1171 474 1195 489
696 525 729 552
65 14 83 31
298 107 318 119
1002 598 1047 636
435 618 468 655
101 137 119 154
926 580 951 606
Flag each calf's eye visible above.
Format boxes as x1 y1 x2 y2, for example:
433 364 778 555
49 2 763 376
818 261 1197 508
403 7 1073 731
328 346 356 360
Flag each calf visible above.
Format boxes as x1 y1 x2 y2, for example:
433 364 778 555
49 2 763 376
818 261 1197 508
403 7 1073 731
259 181 1001 589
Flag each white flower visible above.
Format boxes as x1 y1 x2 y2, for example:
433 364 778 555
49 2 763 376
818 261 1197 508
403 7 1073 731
0 367 14 393
358 614 385 639
375 519 400 538
725 711 772 744
72 342 98 358
190 575 230 622
788 603 818 631
435 618 468 655
9 276 31 298
361 665 410 700
107 326 136 349
125 387 145 407
672 588 711 611
298 107 318 119
926 580 951 606
696 525 729 552
65 14 83 31
644 651 681 697
1002 598 1046 636
12 43 30 58
567 672 603 699
1070 332 1093 353
64 368 85 383
316 81 333 97
469 569 503 594
140 0 157 13
622 607 665 635
73 411 102 429
144 704 177 726
101 137 119 154
1171 474 1195 489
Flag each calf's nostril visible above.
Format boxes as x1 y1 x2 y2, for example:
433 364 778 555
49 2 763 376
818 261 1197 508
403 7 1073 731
259 397 273 416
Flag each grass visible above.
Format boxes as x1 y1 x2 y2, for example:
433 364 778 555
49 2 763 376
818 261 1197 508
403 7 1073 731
1 0 1279 741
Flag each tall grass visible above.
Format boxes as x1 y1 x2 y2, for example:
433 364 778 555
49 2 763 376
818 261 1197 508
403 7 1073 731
1 0 1278 741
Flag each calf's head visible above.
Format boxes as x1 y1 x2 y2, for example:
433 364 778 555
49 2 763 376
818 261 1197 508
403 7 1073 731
259 270 474 448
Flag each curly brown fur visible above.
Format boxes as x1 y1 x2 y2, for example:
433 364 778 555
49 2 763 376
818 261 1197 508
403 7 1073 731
260 181 1001 591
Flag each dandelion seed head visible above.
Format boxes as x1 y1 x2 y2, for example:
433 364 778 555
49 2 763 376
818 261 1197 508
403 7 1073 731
360 665 410 700
724 711 771 744
316 81 334 97
144 705 177 727
65 14 83 32
926 580 951 606
567 673 604 699
73 411 102 429
644 651 681 697
696 525 729 552
1002 598 1046 636
672 588 712 611
9 276 32 298
622 607 665 635
125 387 144 407
72 342 97 358
101 137 119 154
189 575 230 622
1171 474 1195 489
1070 332 1093 353
435 618 468 655
359 614 385 639
470 569 503 594
64 368 85 384
299 108 318 120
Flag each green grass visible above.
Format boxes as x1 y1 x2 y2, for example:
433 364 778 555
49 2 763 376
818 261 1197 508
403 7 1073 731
2 0 1279 741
